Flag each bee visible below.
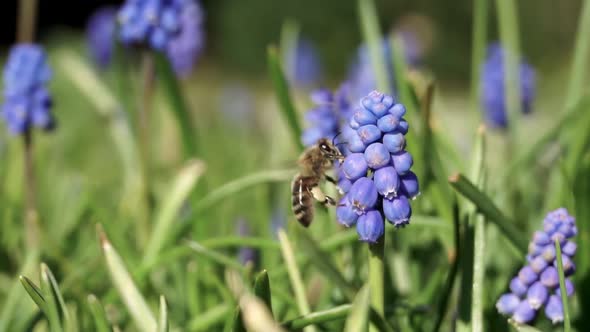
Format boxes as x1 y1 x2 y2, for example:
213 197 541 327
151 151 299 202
292 138 344 227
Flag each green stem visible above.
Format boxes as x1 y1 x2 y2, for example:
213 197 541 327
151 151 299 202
23 131 40 252
554 239 571 332
17 0 37 42
565 0 590 108
368 235 384 332
138 52 156 246
358 0 391 94
471 0 488 116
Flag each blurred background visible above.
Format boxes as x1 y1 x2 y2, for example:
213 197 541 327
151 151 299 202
0 0 584 82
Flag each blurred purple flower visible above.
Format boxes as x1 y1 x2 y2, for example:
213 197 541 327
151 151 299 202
87 6 117 69
481 43 536 128
2 44 55 134
285 38 322 88
236 218 258 266
496 208 576 324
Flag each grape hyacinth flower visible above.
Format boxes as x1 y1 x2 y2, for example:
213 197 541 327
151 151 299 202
301 89 340 147
2 44 54 134
285 38 322 88
236 219 258 266
496 208 577 324
118 0 205 76
337 91 419 243
481 43 536 128
87 6 117 69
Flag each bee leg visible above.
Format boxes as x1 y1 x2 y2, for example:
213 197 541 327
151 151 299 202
309 186 337 206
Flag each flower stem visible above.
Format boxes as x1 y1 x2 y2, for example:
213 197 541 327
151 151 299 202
368 234 384 332
138 52 156 246
23 131 40 251
17 0 37 42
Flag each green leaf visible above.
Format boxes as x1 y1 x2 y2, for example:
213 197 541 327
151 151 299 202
19 275 47 314
142 159 206 268
277 230 316 332
230 305 246 332
253 270 273 316
280 19 300 76
188 304 231 331
358 0 391 93
344 286 370 332
0 251 38 332
296 230 356 301
40 265 63 332
267 46 303 151
554 239 572 332
281 304 351 330
153 52 198 157
99 227 157 332
565 0 590 108
41 263 71 331
470 0 489 116
87 295 111 332
448 173 527 254
157 295 168 332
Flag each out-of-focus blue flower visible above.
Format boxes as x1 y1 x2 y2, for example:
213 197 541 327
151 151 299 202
301 87 353 148
2 44 54 134
236 218 258 266
285 38 322 88
118 0 205 76
346 32 421 103
481 43 536 128
218 82 255 128
496 208 577 324
87 6 117 69
337 91 418 243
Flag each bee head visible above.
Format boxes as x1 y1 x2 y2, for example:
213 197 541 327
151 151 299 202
317 138 344 162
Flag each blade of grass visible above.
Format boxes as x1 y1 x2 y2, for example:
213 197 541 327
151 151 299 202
344 286 370 332
19 275 47 314
41 263 72 331
267 46 303 151
153 52 198 157
142 159 206 267
99 226 157 332
87 295 111 332
471 214 486 332
358 0 391 93
282 304 351 330
280 19 300 78
296 229 357 300
40 264 63 332
565 0 590 108
0 250 38 332
239 294 285 332
277 230 316 332
554 239 571 332
448 173 527 254
390 35 415 113
158 296 168 332
188 304 231 331
253 270 273 315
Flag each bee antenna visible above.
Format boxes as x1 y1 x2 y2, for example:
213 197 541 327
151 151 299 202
332 132 344 145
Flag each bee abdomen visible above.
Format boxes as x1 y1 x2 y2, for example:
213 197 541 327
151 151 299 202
291 175 318 227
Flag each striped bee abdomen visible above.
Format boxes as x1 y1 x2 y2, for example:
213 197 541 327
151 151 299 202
291 175 318 227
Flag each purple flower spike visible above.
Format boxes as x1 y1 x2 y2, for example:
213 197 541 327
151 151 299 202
358 125 382 145
518 266 538 285
526 282 548 309
392 151 414 175
337 196 358 227
356 210 384 243
373 167 400 199
556 278 574 297
285 38 322 88
383 196 411 227
532 231 550 245
339 90 418 242
354 108 378 126
544 295 564 324
541 245 556 262
540 266 559 288
496 293 520 315
512 301 536 324
529 256 548 274
509 277 528 296
348 177 378 215
87 7 117 69
342 153 368 181
383 132 405 153
376 114 400 132
364 143 390 169
562 241 577 257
